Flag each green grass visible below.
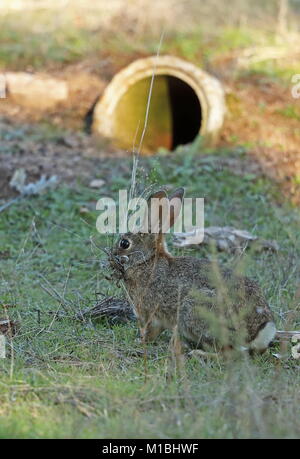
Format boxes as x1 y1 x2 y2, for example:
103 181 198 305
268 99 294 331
0 8 295 82
0 8 299 95
0 22 102 70
0 136 300 438
240 60 300 85
276 105 300 121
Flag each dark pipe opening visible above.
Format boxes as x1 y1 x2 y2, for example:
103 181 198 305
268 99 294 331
85 96 100 134
111 74 202 152
167 76 202 149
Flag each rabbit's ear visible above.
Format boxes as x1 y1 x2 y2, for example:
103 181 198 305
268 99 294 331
141 190 168 233
148 190 168 203
168 188 184 229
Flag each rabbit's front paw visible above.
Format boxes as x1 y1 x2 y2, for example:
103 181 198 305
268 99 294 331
140 323 164 343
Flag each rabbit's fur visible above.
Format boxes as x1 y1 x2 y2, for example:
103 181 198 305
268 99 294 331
109 188 276 352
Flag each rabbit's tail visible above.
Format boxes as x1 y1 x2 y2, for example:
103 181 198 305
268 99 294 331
249 321 277 352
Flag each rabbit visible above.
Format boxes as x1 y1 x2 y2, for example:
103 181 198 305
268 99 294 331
108 188 276 353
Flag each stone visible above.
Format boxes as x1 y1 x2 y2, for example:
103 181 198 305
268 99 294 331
5 72 68 110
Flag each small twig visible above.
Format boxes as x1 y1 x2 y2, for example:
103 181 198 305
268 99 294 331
33 308 41 325
39 278 72 314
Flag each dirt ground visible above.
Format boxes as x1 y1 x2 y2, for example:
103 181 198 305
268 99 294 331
0 114 268 205
221 76 300 202
0 117 129 200
1 60 300 204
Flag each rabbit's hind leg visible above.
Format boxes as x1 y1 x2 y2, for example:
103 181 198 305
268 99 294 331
140 319 164 343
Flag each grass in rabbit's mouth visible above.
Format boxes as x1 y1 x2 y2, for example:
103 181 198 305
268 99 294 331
0 126 300 438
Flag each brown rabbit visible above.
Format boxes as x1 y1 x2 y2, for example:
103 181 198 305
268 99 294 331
108 188 276 353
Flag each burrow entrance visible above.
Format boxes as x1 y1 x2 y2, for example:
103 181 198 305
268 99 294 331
114 75 202 152
93 56 225 154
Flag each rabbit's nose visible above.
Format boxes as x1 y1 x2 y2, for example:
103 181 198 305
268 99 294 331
119 255 129 264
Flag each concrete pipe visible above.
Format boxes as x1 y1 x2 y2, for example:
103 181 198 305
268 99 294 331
93 55 226 153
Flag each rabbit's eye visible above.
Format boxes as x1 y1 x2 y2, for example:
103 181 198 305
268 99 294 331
119 238 130 249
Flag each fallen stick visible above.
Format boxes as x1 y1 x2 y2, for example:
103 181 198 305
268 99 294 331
275 330 300 341
173 226 279 253
76 296 135 323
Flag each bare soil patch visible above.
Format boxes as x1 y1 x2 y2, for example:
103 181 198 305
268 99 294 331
219 77 300 203
0 116 265 202
0 117 128 200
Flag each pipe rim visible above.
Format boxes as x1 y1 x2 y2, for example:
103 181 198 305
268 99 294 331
93 55 225 149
